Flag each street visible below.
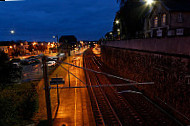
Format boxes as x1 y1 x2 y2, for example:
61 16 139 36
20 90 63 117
34 48 96 126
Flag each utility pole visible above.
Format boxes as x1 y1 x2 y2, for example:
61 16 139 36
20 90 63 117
56 35 59 43
66 40 71 88
56 74 60 105
42 56 53 126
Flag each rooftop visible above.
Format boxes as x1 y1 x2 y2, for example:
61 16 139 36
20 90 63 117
160 0 190 11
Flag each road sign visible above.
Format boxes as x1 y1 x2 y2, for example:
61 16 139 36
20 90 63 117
50 78 65 85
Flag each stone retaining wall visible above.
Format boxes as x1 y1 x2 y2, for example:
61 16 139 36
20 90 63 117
102 37 190 56
101 39 190 123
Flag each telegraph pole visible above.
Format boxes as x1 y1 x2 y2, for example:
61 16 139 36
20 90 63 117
56 74 60 105
42 56 53 126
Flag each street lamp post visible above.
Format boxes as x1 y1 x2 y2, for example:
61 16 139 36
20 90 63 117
53 35 59 43
53 35 59 53
146 0 154 5
10 30 15 34
115 19 121 40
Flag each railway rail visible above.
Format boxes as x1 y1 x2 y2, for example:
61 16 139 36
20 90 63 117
83 49 184 126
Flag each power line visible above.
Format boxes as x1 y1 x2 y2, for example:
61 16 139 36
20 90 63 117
59 61 139 83
49 82 154 89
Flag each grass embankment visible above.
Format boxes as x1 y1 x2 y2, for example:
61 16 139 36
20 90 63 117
0 81 39 126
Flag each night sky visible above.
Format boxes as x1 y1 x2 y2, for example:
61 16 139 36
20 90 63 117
0 0 119 42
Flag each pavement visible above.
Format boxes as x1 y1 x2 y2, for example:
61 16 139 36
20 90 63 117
34 48 95 126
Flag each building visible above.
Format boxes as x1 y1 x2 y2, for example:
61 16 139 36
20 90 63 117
59 35 77 45
0 42 10 54
58 35 77 55
144 0 190 38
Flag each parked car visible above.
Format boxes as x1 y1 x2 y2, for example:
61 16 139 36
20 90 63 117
47 61 56 67
11 58 21 63
48 56 58 61
27 56 38 60
57 53 66 61
31 59 40 64
10 58 21 66
20 59 31 65
10 63 22 69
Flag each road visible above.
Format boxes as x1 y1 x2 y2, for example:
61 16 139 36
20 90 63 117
34 47 96 126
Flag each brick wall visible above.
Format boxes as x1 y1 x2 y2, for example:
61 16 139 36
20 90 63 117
101 38 190 121
171 12 190 28
102 37 190 56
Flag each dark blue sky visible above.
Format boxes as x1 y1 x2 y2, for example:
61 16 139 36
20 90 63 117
0 0 119 41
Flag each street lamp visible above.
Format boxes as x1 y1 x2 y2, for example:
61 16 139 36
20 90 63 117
115 20 120 24
10 30 15 34
146 0 154 5
53 35 58 43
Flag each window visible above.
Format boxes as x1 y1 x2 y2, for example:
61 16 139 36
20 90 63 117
178 13 183 23
176 28 184 35
162 14 166 25
154 16 158 27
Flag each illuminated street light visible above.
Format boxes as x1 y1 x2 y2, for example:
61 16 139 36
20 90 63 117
53 35 59 44
146 0 154 5
116 20 120 24
10 30 15 34
51 44 54 48
117 29 120 32
33 42 37 46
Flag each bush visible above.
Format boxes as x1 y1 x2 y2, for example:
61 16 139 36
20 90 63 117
0 50 10 88
0 81 38 126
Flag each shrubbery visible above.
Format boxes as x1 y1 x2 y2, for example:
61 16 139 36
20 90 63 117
0 50 10 88
0 81 38 126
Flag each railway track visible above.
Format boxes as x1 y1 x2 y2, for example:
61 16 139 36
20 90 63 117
84 54 122 125
83 49 184 126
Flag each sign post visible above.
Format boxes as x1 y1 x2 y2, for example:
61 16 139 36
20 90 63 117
50 77 65 105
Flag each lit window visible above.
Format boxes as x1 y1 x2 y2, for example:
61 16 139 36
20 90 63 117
162 14 166 25
154 16 158 27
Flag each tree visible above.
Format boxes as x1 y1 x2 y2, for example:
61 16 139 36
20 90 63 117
0 51 10 88
117 0 150 39
0 50 9 64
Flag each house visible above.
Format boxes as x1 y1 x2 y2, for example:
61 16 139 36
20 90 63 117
144 0 190 38
0 42 10 54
